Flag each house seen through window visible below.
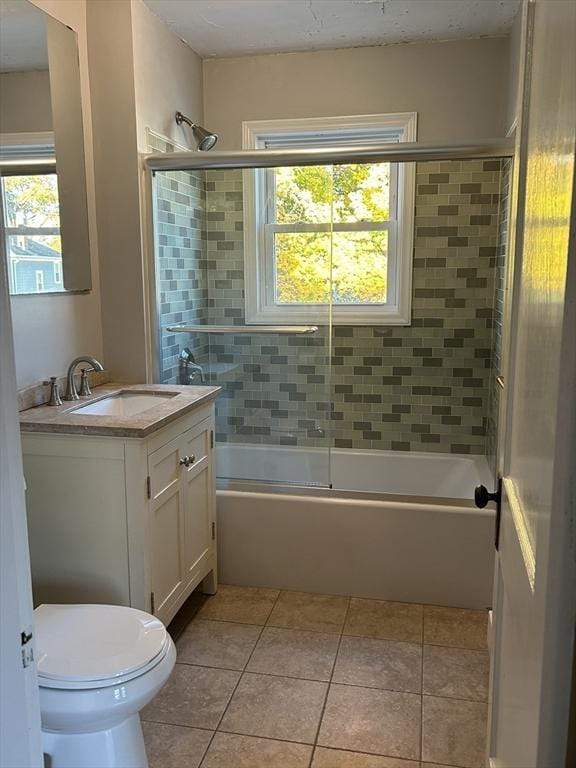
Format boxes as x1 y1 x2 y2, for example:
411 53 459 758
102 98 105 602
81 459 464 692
243 114 416 324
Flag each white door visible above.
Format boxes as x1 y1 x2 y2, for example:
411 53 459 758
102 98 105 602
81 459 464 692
488 1 576 766
148 434 187 622
181 420 214 584
148 420 215 623
0 204 43 765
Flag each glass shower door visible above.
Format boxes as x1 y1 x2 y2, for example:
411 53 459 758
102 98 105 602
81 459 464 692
153 164 333 488
208 327 331 486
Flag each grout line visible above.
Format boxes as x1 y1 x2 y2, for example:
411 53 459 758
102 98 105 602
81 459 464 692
173 660 486 703
421 692 489 705
210 726 316 748
141 716 445 768
194 590 281 767
308 596 352 768
421 640 489 652
163 590 487 766
308 742 429 764
198 589 284 765
183 613 488 651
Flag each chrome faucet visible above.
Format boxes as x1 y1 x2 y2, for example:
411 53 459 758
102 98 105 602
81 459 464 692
179 348 206 385
63 356 104 401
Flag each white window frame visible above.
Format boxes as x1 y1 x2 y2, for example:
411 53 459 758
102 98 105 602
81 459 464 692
53 261 62 284
0 132 61 295
242 113 416 325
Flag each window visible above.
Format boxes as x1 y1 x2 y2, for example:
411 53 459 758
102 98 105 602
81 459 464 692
0 133 62 295
243 114 416 325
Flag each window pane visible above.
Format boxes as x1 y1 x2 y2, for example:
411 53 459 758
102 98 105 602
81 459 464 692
2 174 60 228
332 231 388 304
331 163 391 223
274 163 390 225
7 235 63 294
274 230 388 306
275 232 331 303
275 166 333 224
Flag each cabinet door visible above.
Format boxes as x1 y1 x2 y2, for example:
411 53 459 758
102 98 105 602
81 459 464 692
147 435 185 620
180 420 214 587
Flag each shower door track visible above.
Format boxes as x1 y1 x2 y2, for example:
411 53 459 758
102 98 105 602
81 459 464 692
217 478 477 509
143 139 514 172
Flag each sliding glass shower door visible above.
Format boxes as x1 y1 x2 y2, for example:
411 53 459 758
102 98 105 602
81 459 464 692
151 152 510 495
152 165 332 487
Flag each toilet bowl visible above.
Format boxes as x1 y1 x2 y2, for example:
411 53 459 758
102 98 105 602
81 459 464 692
34 604 176 768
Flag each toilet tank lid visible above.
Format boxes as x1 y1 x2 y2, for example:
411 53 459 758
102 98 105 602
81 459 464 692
34 604 168 682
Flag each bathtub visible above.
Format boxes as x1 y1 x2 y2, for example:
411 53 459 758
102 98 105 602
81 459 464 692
216 445 496 609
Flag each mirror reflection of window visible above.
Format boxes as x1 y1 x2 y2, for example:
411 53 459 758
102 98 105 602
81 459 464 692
1 169 63 294
0 0 91 294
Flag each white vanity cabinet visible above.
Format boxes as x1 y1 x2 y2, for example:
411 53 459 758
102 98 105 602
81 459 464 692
21 403 217 626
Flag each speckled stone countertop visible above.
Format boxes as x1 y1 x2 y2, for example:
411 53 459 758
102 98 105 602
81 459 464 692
19 383 220 438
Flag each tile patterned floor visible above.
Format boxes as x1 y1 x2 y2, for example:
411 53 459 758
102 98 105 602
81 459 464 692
142 585 489 768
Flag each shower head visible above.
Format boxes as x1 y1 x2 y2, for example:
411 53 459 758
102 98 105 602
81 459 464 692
175 112 218 151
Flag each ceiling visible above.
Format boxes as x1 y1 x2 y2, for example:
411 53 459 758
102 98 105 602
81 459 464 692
144 0 521 59
0 0 48 72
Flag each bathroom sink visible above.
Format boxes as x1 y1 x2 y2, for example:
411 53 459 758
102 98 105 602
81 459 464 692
72 392 177 417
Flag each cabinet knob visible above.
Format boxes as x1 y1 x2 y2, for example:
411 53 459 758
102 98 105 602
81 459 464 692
179 455 196 467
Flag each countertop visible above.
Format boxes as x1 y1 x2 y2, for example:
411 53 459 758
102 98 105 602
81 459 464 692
19 383 220 438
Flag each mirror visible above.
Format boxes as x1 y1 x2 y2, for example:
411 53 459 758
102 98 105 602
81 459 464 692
0 0 91 294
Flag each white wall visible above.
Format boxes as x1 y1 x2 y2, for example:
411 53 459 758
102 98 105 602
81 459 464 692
0 70 52 134
87 0 146 382
131 0 203 152
11 0 102 389
203 37 509 150
6 0 204 388
87 0 205 383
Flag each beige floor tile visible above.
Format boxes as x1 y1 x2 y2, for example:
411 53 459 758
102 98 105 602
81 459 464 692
421 764 458 767
267 591 350 633
317 684 421 760
344 599 423 643
201 732 313 767
142 664 240 729
423 606 488 650
246 627 339 681
142 722 212 768
197 584 279 625
422 695 488 768
423 645 489 701
312 746 420 767
176 619 261 670
219 672 327 744
333 636 422 693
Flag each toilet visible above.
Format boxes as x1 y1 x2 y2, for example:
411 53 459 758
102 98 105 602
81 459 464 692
34 604 176 768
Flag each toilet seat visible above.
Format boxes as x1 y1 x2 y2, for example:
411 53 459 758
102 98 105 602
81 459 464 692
35 604 170 690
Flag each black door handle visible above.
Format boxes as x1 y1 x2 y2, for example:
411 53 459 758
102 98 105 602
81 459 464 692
475 480 503 550
474 484 500 508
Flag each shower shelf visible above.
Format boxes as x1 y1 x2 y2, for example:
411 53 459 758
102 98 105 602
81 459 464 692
166 324 319 335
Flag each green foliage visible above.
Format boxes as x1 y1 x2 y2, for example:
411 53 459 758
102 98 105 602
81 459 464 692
273 163 390 305
3 174 60 227
2 174 61 252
